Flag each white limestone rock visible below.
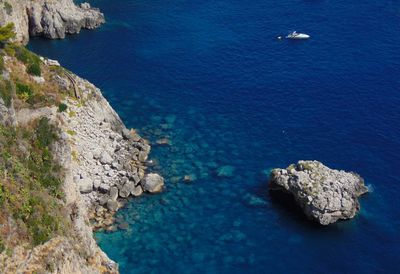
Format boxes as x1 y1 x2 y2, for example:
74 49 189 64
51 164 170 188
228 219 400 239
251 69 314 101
141 173 165 193
269 160 368 225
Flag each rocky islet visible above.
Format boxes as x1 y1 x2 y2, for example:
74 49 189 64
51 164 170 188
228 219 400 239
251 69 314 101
269 160 369 225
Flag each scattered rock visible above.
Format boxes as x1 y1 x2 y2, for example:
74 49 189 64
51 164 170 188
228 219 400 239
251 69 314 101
131 185 143 197
93 179 101 190
45 58 61 66
269 160 369 225
106 200 119 211
119 181 135 198
80 2 91 9
98 195 109 206
109 187 118 201
32 76 45 83
100 151 113 165
98 183 110 193
121 128 131 140
138 151 148 162
79 178 93 193
92 149 102 159
141 173 165 193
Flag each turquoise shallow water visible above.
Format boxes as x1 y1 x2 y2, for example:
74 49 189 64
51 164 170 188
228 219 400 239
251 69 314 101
29 0 400 273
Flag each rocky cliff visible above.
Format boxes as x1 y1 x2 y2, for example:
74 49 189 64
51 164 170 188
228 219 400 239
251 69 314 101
0 51 122 273
269 160 368 225
0 0 104 43
0 1 162 273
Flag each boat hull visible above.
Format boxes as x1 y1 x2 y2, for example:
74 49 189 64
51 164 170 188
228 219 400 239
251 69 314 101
286 33 310 39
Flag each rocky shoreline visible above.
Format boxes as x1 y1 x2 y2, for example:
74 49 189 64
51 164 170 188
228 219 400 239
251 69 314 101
58 73 165 231
0 0 164 272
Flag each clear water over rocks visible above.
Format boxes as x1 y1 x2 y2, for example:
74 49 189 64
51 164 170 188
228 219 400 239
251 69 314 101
29 0 400 272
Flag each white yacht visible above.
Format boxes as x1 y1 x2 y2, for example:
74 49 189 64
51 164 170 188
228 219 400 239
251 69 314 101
286 31 310 40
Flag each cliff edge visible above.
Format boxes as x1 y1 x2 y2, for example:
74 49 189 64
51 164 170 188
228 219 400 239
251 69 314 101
0 1 158 273
0 0 104 43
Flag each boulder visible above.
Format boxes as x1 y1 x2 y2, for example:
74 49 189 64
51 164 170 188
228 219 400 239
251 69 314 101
131 185 143 197
119 181 135 198
79 178 93 193
98 183 110 193
109 186 118 201
138 151 148 162
141 173 164 193
121 128 131 140
106 199 118 211
80 2 91 9
100 151 113 165
93 179 101 190
98 195 109 206
269 160 368 225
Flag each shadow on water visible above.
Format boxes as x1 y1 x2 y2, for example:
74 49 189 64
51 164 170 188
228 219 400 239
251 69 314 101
268 187 330 230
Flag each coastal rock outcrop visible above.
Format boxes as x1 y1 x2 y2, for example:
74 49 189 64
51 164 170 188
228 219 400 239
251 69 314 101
0 46 164 273
0 0 104 43
269 160 368 225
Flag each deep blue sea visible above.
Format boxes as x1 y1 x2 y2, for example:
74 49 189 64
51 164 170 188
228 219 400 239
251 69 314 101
29 0 400 273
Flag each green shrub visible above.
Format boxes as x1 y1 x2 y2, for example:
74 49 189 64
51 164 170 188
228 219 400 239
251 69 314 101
58 103 67 112
27 62 41 77
0 237 4 253
14 46 31 63
66 129 76 136
0 121 67 248
13 46 42 76
16 82 33 102
0 80 13 107
3 2 12 15
0 54 4 72
36 117 57 148
3 43 15 56
0 23 15 46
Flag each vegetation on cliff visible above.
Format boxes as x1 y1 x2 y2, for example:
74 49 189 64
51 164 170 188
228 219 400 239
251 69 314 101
0 26 71 254
0 118 70 252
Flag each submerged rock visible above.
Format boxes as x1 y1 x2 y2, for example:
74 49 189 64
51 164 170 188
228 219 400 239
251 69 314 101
269 160 368 225
243 193 268 207
155 138 171 146
141 173 165 193
183 175 193 183
216 165 235 178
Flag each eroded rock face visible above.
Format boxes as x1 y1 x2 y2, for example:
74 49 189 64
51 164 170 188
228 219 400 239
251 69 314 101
269 160 368 225
0 0 104 43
